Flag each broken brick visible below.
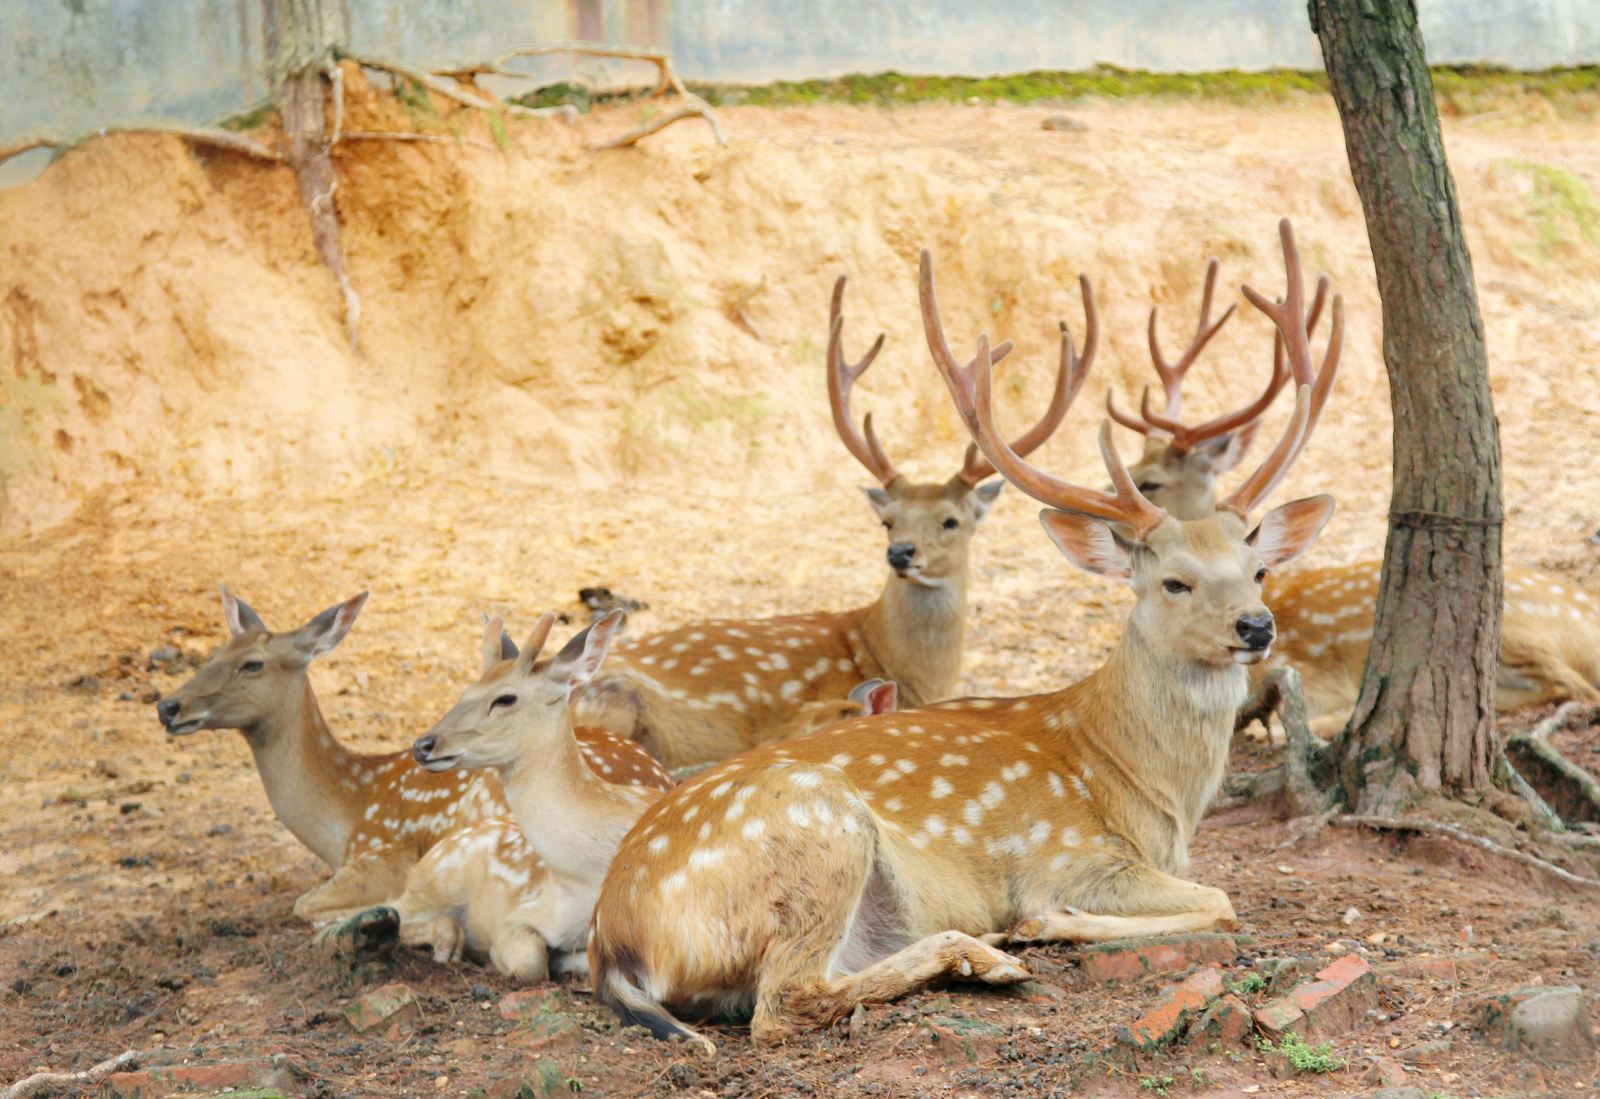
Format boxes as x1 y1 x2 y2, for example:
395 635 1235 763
1479 985 1593 1062
1187 992 1254 1050
1078 933 1238 985
103 1054 306 1097
1117 966 1224 1050
343 981 420 1035
1255 953 1377 1040
922 1014 1007 1065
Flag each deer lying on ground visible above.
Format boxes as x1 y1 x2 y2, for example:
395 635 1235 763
572 274 1092 768
586 230 1340 1053
1107 252 1600 734
156 587 665 930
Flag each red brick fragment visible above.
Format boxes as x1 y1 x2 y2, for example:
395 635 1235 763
1255 953 1377 1040
1187 992 1254 1049
1078 933 1237 985
1117 966 1225 1050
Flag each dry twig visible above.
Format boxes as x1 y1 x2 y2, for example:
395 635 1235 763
1334 814 1600 891
2 1050 143 1099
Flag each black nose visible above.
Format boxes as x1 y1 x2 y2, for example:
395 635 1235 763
887 543 916 570
412 736 437 763
156 698 181 724
1235 612 1275 651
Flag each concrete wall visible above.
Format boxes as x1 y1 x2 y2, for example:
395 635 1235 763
3 0 1597 156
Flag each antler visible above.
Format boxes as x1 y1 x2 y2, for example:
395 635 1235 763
1105 256 1294 456
829 274 1015 486
1218 219 1343 518
951 279 1096 487
920 250 1164 537
827 275 898 485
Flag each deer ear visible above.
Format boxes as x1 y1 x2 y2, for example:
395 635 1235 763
864 679 897 715
1248 494 1336 568
861 486 894 520
293 592 368 658
970 480 1004 521
1039 510 1135 580
220 583 268 636
551 609 622 687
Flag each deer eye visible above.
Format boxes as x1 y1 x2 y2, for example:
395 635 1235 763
882 519 893 530
1162 579 1192 595
490 694 517 711
1137 481 1161 495
1254 568 1268 584
942 517 960 530
239 660 264 674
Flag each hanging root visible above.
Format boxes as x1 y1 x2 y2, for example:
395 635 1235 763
0 125 280 166
1334 814 1600 891
2 1051 143 1099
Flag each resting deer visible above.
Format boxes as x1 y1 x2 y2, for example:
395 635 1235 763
586 231 1340 1053
1107 249 1600 733
156 587 664 926
573 274 1092 768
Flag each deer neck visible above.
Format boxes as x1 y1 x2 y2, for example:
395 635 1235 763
1063 621 1245 873
498 718 653 887
863 568 968 707
241 678 362 868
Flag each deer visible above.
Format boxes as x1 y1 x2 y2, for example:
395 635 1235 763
570 273 1093 769
1106 253 1600 734
155 587 668 929
585 226 1341 1054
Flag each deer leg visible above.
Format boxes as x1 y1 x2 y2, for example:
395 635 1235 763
758 930 1031 1043
489 920 552 982
1496 641 1600 712
293 855 409 924
1008 866 1236 944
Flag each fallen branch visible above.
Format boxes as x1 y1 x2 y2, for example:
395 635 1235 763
2 1050 143 1099
1335 814 1600 891
1 124 280 166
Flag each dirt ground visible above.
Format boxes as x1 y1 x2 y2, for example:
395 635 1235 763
2 86 1599 1096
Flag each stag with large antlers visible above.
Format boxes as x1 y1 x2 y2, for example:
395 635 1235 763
571 273 1092 768
586 228 1340 1052
1108 228 1600 733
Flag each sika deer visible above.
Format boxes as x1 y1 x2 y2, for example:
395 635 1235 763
1106 242 1600 731
412 612 667 972
586 235 1340 1052
156 587 663 927
573 274 1093 768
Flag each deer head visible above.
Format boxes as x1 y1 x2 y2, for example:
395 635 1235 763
413 612 623 774
1108 250 1330 520
156 585 367 738
922 220 1341 668
829 272 1092 588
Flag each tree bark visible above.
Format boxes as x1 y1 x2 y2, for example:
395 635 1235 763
1308 0 1502 811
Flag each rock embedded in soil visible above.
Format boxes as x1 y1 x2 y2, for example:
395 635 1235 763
104 1053 307 1097
1186 991 1254 1050
1479 984 1594 1061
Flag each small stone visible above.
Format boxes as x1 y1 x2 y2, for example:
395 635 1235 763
1341 907 1361 926
1371 1089 1426 1099
848 1003 867 1042
342 982 419 1034
667 1062 697 1088
1041 113 1087 133
1397 1038 1452 1064
149 645 179 665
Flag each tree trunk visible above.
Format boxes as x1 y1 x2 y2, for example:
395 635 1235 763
1309 0 1502 812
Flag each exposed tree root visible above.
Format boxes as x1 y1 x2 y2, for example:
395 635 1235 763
1493 739 1566 832
340 130 500 152
2 1050 143 1099
283 65 361 352
1219 667 1332 817
0 125 279 166
1334 814 1600 891
1505 702 1600 826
